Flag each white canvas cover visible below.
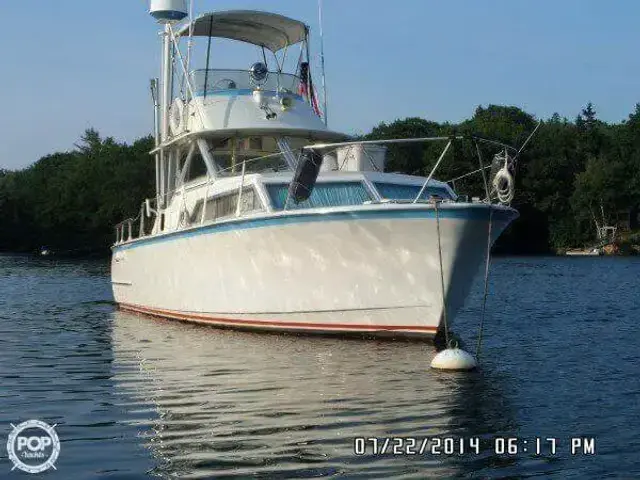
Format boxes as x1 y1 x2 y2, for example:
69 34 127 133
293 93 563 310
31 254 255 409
176 10 308 52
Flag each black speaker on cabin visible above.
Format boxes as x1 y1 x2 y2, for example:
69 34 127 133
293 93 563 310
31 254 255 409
287 149 323 203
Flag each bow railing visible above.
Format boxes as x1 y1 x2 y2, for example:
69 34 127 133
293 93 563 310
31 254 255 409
114 198 157 245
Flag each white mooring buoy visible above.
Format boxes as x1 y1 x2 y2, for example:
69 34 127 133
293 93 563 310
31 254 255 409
431 345 478 371
431 201 479 372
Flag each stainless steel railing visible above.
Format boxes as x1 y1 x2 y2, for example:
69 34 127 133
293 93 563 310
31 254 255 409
114 198 157 245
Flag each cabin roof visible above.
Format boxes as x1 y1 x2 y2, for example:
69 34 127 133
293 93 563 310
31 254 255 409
176 10 308 52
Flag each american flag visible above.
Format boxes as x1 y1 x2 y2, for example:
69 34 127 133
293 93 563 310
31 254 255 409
298 62 323 118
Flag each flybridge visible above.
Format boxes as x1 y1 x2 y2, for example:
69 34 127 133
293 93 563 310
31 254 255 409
146 0 336 209
150 3 327 136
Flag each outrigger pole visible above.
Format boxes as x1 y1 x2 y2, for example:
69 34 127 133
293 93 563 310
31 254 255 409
318 0 328 126
150 79 160 207
159 22 173 207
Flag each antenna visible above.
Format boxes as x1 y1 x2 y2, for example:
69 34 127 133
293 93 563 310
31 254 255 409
184 0 195 98
318 0 328 126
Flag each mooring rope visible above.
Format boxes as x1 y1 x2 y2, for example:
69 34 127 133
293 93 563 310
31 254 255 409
434 201 450 346
476 206 494 359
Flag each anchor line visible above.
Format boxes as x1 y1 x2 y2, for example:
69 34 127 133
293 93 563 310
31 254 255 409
434 200 449 346
476 205 494 359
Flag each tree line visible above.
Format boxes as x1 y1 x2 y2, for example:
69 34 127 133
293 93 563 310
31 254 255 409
0 104 639 255
0 130 154 255
366 103 640 254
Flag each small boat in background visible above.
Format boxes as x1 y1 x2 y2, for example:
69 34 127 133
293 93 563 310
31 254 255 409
566 247 601 256
566 205 616 256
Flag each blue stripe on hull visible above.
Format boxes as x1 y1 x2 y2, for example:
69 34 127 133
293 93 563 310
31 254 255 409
113 205 518 252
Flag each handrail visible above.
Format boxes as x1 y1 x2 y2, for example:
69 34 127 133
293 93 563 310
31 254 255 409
305 136 464 150
115 197 158 228
114 197 158 245
190 68 301 82
304 135 520 153
115 213 141 229
189 68 301 95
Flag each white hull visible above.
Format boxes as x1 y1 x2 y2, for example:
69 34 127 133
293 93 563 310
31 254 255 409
112 203 517 339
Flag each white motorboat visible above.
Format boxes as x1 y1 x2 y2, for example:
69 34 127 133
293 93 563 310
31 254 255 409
111 1 521 339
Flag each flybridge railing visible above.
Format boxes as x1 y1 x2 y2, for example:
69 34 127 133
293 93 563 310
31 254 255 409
190 69 301 97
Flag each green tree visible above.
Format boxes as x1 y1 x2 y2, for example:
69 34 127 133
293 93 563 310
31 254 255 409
2 103 639 256
0 129 154 254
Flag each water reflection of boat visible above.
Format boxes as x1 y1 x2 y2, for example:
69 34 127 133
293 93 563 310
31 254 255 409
111 311 516 478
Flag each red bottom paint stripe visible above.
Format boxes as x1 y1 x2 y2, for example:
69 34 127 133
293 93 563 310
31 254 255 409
118 303 439 333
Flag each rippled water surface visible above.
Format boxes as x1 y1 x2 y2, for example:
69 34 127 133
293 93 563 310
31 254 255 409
0 254 638 479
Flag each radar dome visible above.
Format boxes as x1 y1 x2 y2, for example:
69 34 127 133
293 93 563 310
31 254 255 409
150 0 188 23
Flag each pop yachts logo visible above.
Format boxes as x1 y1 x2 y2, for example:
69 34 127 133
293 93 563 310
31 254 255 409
6 420 60 474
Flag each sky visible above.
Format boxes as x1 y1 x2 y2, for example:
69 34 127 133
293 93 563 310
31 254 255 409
2 0 640 170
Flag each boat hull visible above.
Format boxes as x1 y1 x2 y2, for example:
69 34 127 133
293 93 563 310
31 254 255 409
112 204 518 339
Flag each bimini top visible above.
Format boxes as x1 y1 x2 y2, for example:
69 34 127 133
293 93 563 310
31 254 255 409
176 10 308 52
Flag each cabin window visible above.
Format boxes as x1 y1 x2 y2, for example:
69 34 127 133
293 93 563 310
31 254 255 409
266 182 372 210
184 150 209 182
373 182 452 201
208 136 309 174
211 137 279 174
190 187 263 224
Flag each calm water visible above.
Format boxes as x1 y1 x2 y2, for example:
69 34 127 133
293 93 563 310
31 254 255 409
0 254 638 479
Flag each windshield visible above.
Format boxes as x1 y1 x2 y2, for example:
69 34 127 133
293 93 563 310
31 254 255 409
266 182 372 210
374 182 453 201
205 136 312 175
191 69 301 96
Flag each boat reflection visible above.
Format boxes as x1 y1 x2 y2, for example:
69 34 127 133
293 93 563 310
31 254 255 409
111 311 518 478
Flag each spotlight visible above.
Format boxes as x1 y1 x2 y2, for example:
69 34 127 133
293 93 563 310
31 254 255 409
249 62 268 86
